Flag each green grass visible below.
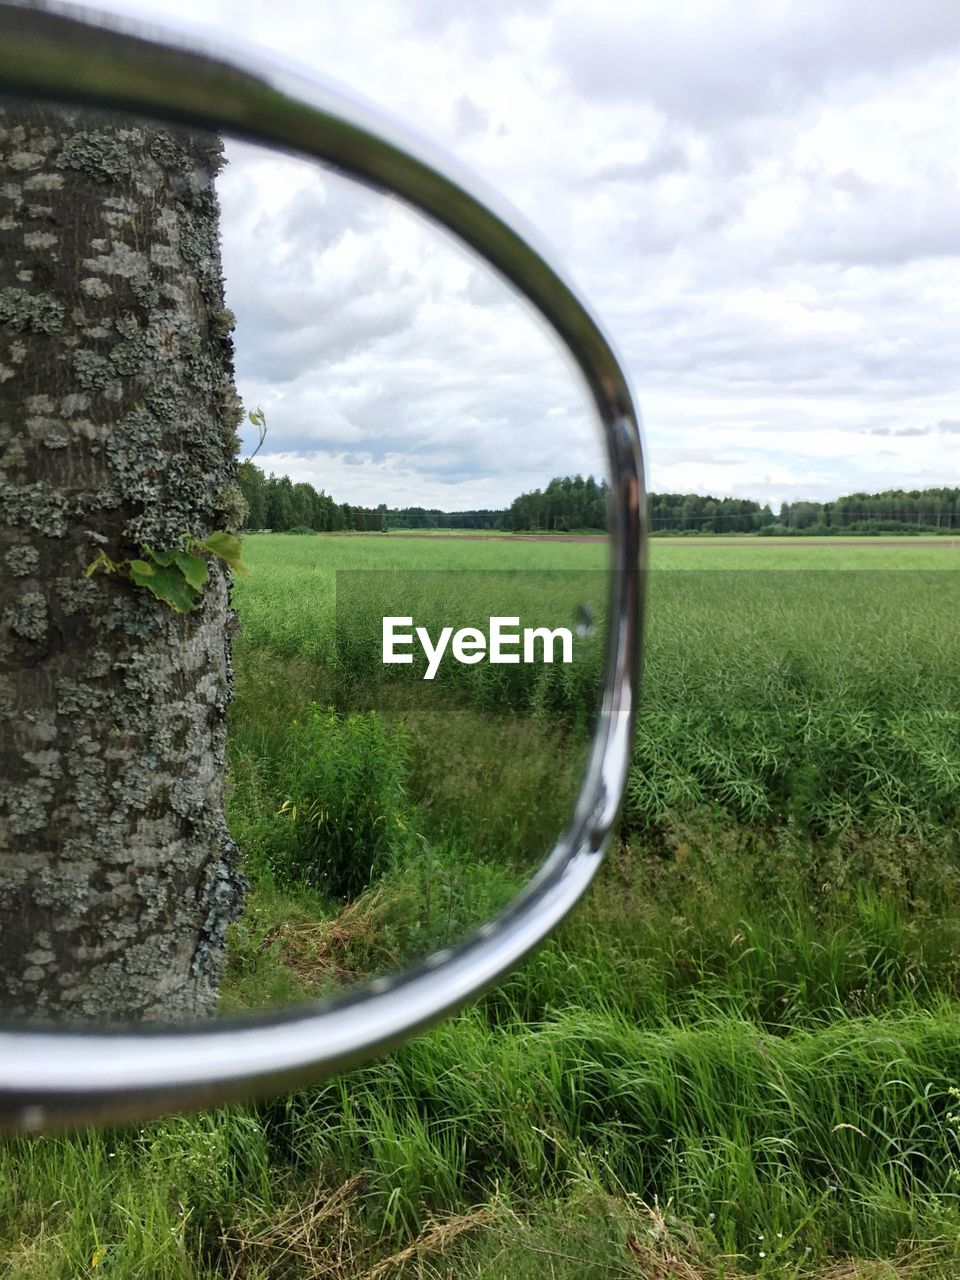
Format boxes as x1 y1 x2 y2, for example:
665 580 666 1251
233 536 960 837
4 537 960 1278
649 537 960 570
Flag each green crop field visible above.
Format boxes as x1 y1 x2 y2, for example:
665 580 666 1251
5 535 960 1278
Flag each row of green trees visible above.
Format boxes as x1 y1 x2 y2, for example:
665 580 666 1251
648 493 775 534
776 488 960 530
383 507 502 530
509 481 960 535
238 464 504 533
503 475 609 532
238 463 388 532
238 462 960 537
505 482 772 534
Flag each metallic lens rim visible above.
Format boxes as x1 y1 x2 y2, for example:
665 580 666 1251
0 0 646 1132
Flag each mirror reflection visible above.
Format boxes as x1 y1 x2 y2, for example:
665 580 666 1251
0 103 609 1026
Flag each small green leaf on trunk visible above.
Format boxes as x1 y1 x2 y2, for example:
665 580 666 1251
198 531 249 573
132 562 202 612
144 546 178 568
174 550 208 591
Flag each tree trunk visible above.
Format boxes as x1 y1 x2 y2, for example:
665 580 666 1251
0 104 247 1025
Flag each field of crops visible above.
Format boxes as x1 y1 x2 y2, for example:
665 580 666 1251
231 535 960 840
4 534 959 1278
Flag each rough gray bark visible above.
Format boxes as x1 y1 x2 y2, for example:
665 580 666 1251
0 104 247 1025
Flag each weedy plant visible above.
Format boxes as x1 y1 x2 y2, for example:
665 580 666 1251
274 704 416 899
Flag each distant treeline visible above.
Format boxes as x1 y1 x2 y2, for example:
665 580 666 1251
237 463 501 532
383 507 502 530
504 475 609 532
238 463 960 536
505 479 769 533
509 481 960 535
767 489 960 534
237 463 378 531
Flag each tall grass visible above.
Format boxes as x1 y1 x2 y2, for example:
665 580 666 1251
627 571 960 836
8 1002 959 1276
234 543 960 839
4 538 960 1278
269 1004 960 1255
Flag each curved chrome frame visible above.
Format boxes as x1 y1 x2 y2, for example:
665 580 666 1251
0 0 646 1132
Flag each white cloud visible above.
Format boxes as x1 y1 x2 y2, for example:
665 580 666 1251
68 0 959 509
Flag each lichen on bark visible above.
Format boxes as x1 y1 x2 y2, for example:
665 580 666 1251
0 103 246 1025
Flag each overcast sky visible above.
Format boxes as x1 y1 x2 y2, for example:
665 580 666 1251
81 0 957 510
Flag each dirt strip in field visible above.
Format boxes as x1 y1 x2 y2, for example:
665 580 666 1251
649 537 960 548
322 532 959 547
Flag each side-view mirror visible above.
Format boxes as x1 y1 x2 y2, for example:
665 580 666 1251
0 0 645 1132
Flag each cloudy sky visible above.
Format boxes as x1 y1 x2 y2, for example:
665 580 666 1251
81 0 957 510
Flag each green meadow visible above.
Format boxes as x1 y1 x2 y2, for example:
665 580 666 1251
4 535 960 1278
